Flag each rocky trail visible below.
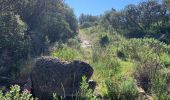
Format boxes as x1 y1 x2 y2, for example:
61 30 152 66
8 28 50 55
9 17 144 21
78 31 92 48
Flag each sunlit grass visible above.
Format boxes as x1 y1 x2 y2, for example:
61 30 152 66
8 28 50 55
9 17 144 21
49 27 170 99
118 60 135 78
51 47 82 61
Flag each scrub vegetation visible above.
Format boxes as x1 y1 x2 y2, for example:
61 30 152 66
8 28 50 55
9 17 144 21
1 0 170 99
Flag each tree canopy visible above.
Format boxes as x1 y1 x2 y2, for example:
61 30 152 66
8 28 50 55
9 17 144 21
101 0 170 43
79 14 99 28
0 0 78 79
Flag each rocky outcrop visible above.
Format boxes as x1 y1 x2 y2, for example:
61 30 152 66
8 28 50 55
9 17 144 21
31 56 94 100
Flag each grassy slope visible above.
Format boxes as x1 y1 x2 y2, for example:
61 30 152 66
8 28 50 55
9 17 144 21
51 26 138 97
51 26 170 99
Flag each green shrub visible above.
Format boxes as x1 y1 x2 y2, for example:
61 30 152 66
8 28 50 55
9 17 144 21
120 38 168 59
104 78 120 99
119 78 138 99
119 38 170 98
104 77 138 100
80 22 93 29
0 12 31 79
0 85 34 100
120 38 168 81
67 37 80 49
161 53 170 67
99 34 109 47
151 73 170 100
80 76 93 99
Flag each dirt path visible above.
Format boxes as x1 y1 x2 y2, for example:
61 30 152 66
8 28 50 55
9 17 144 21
79 31 92 48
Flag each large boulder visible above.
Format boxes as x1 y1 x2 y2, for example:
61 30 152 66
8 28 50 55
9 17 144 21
31 56 94 100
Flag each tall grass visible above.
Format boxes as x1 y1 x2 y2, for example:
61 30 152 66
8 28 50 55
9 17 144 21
51 47 81 61
49 28 170 99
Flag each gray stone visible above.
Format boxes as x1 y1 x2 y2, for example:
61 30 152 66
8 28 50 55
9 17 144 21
31 56 94 100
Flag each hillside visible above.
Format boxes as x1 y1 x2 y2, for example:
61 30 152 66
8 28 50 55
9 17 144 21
0 0 170 100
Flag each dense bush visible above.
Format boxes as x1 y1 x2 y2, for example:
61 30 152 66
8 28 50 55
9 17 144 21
0 0 78 80
0 12 30 78
67 37 81 49
103 77 138 100
119 38 170 98
101 0 170 43
151 74 170 100
79 14 99 29
99 34 109 47
120 38 169 60
80 22 93 29
0 85 34 100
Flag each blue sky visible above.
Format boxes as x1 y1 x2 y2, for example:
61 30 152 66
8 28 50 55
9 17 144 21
65 0 143 17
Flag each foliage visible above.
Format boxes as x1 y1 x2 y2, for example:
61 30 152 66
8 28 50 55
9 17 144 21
104 77 138 100
0 0 78 80
1 0 170 99
99 34 109 47
80 76 93 99
118 38 170 98
161 53 170 67
80 22 93 29
77 1 170 99
79 14 99 28
77 20 170 99
92 45 120 75
67 37 81 49
164 0 170 12
101 0 170 43
120 38 169 60
17 0 78 55
0 12 30 78
51 47 81 61
0 85 34 100
151 73 170 100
